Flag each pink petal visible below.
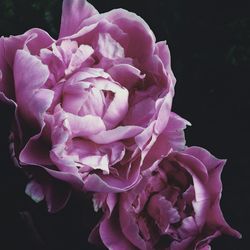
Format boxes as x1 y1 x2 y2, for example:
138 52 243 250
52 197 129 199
59 0 98 38
108 63 145 89
119 201 147 249
96 33 125 59
154 87 174 135
89 126 143 144
66 44 94 74
155 41 176 85
84 163 141 192
66 112 106 137
171 152 210 229
4 28 54 65
147 194 180 233
124 97 155 127
1 29 53 100
105 9 155 60
14 50 53 128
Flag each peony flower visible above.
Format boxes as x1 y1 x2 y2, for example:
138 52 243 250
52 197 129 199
0 0 186 212
92 147 241 250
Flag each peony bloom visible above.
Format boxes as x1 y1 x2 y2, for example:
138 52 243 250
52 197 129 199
92 147 241 250
0 0 187 212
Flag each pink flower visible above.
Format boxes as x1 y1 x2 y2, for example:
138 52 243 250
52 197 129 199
0 0 185 212
92 147 241 250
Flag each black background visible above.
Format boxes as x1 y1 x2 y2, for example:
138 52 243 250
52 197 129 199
0 0 249 249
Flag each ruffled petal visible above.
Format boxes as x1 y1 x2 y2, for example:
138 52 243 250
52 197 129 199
84 161 141 192
104 9 156 60
14 50 53 128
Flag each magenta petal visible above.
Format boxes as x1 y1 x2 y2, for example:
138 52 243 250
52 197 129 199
199 245 211 250
171 236 195 250
177 216 199 239
119 208 147 250
59 0 98 38
99 210 137 250
20 132 51 166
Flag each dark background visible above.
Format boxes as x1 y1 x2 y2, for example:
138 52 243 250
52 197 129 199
0 0 249 249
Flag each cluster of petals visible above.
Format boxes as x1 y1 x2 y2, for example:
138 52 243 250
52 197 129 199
0 1 240 249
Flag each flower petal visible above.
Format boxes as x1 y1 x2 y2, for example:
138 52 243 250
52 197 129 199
105 9 155 60
14 50 53 128
89 126 143 144
59 0 98 38
99 208 137 250
108 64 145 89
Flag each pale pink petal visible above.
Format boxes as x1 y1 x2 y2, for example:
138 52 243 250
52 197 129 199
66 112 106 137
162 112 190 152
66 44 94 74
89 125 143 144
25 180 45 203
96 33 124 59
